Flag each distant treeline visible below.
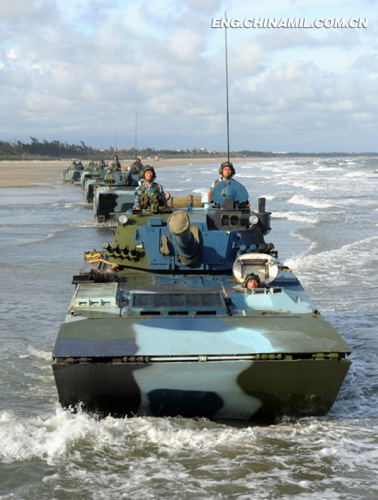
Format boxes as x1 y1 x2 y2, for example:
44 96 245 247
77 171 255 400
0 138 376 160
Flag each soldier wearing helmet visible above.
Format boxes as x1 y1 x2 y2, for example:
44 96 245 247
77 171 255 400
98 157 107 168
129 156 143 175
218 161 236 178
133 165 167 210
207 161 236 201
108 155 121 171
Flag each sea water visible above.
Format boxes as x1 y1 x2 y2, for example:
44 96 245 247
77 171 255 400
0 158 377 499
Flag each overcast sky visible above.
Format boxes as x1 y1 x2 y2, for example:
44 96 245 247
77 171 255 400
1 0 377 152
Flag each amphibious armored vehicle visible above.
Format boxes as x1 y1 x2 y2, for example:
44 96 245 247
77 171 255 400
93 169 140 223
82 164 108 203
80 160 98 193
52 178 351 421
62 161 84 184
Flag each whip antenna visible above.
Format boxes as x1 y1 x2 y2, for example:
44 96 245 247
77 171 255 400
135 112 138 152
224 11 230 162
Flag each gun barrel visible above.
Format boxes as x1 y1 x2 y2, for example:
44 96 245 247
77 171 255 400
167 211 199 260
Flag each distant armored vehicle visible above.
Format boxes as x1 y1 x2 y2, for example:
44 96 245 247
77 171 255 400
82 163 108 203
93 169 140 223
62 161 84 184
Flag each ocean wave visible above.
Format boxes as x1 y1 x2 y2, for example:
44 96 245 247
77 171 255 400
344 171 378 178
284 236 378 310
192 188 208 195
0 407 97 464
236 173 275 180
26 346 52 362
1 405 375 464
285 235 378 272
51 201 81 208
273 211 319 224
288 195 335 209
260 194 276 201
0 408 248 465
1 406 376 500
286 181 324 192
289 235 378 263
315 166 344 172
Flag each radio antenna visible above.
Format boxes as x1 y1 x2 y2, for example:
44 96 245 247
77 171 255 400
224 11 230 162
134 112 138 152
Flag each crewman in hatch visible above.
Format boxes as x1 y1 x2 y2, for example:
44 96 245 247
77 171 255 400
133 165 167 210
108 155 121 171
209 161 238 199
129 156 143 174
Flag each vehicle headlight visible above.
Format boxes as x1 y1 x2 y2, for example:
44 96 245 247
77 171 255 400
119 214 128 225
249 214 259 226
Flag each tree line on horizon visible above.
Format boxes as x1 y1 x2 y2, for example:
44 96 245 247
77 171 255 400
0 137 374 160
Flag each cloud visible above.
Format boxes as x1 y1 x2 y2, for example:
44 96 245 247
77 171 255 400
0 0 377 152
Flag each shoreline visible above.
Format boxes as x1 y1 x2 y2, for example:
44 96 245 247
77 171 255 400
0 157 266 188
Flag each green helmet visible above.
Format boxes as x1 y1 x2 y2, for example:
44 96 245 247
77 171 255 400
218 161 236 177
140 165 156 180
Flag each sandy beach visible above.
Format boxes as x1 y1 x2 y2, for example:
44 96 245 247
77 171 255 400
0 158 254 188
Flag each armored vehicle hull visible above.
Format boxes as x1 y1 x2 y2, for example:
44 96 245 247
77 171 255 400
92 170 140 222
82 167 108 203
53 277 350 421
84 178 102 204
93 186 136 223
53 185 351 422
62 162 84 183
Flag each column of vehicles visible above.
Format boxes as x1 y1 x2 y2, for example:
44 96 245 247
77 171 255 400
55 159 352 422
62 156 144 223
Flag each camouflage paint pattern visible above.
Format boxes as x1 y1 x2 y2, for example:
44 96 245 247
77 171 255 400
52 192 352 421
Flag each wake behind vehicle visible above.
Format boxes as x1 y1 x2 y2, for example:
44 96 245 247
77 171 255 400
52 178 351 421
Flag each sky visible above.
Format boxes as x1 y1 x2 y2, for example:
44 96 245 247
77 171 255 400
1 0 377 153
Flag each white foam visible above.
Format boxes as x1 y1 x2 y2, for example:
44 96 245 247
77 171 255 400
27 346 52 362
287 235 378 268
288 181 324 192
284 236 378 310
344 170 377 178
273 211 318 224
288 195 335 209
315 166 344 172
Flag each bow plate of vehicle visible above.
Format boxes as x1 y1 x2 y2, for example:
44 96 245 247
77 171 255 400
52 179 351 422
92 170 141 223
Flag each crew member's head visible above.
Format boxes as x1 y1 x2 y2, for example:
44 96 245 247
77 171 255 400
219 161 235 179
141 165 156 181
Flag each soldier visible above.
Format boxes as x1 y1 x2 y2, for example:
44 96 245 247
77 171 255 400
98 157 107 168
208 161 249 207
207 161 236 201
242 273 261 291
108 155 121 171
133 165 167 210
85 158 95 171
129 156 143 174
